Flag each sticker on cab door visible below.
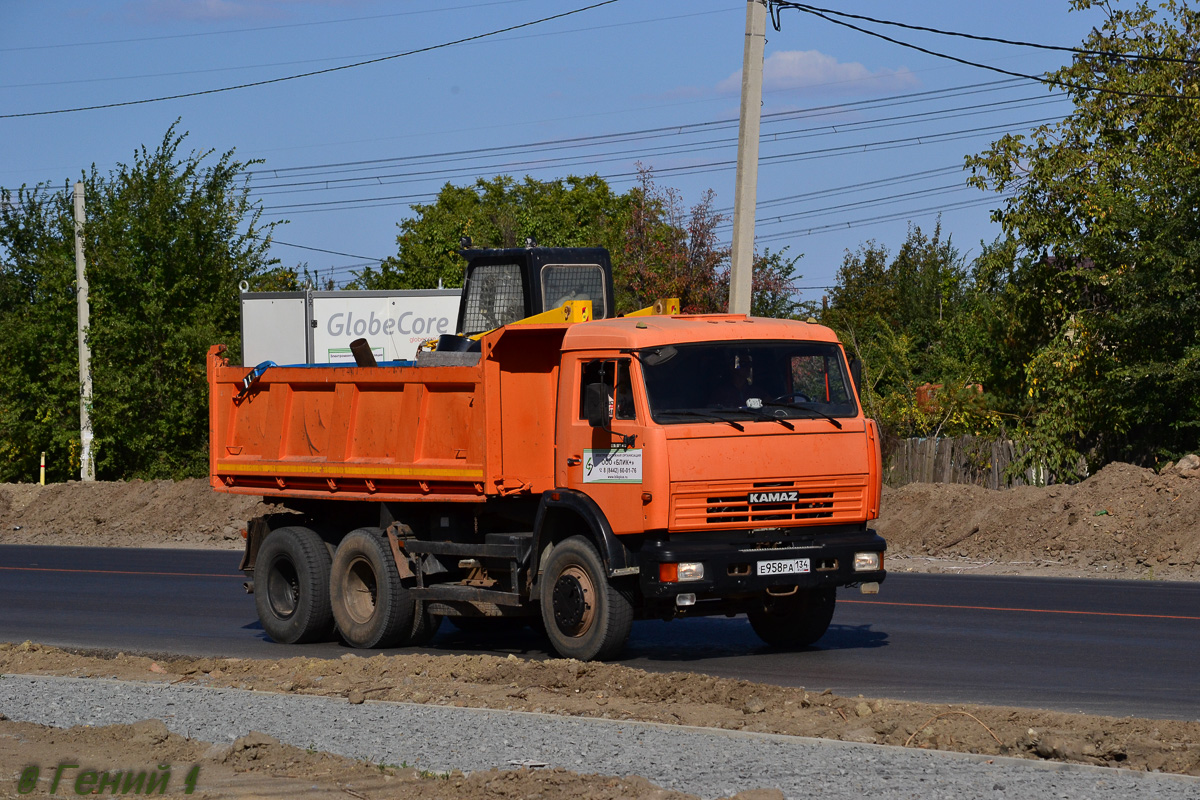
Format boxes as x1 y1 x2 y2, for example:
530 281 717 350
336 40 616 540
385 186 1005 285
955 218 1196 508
583 449 642 483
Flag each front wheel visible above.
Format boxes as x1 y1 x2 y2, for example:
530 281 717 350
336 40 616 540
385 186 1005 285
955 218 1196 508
539 536 633 661
254 526 335 644
748 586 836 649
330 529 415 649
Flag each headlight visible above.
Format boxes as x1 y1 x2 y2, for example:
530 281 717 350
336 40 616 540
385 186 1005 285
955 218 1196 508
658 562 705 583
853 552 882 572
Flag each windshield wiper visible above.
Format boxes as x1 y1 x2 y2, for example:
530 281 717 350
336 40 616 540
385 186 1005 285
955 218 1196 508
737 406 795 430
660 410 745 431
760 401 844 429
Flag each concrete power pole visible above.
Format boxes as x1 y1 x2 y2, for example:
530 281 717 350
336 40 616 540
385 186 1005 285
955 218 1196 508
73 182 95 481
728 0 767 315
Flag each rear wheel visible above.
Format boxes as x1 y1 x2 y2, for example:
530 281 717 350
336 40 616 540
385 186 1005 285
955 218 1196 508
254 526 335 644
539 536 633 661
330 528 415 649
748 586 836 648
407 601 442 646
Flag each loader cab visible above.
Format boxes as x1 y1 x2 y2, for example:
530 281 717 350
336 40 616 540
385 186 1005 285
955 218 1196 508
456 246 615 336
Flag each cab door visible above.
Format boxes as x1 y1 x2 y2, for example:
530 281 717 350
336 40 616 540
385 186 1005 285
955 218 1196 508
557 354 647 534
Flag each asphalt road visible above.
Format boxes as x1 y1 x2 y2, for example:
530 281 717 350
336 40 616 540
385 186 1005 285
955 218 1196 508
1 544 1197 721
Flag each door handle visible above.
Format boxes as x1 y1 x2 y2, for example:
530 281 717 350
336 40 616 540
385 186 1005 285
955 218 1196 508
567 456 582 466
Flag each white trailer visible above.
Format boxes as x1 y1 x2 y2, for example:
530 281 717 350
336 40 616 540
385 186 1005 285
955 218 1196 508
240 287 461 366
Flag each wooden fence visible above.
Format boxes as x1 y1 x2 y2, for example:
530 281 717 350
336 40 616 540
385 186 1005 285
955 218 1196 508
882 435 1046 489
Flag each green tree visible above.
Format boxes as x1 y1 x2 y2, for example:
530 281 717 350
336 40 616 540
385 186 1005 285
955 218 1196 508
822 223 991 437
967 0 1200 473
0 186 81 482
747 247 809 319
619 167 729 313
362 167 746 316
0 124 279 481
355 174 634 291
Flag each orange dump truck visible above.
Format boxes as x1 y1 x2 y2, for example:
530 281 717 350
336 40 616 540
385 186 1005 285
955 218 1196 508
208 246 885 660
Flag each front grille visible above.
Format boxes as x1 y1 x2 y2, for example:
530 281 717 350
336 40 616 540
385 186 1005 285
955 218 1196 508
671 477 866 530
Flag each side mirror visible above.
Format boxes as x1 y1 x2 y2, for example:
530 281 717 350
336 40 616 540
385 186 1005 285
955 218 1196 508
849 357 863 395
585 383 612 428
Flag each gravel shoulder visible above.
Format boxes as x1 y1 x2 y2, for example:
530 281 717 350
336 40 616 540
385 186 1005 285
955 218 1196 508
3 673 1199 800
0 709 716 800
2 642 1199 780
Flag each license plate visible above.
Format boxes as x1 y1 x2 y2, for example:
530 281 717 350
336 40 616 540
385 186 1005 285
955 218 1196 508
756 558 811 577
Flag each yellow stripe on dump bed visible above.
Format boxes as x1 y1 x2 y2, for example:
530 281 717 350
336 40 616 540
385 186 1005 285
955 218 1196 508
216 462 484 479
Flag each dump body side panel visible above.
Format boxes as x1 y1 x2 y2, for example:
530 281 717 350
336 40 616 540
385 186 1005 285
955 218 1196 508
207 345 490 502
490 327 564 496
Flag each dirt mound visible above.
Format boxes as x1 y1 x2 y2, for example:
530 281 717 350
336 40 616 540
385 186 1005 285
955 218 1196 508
0 715 730 800
2 459 1199 580
877 460 1200 579
0 479 268 549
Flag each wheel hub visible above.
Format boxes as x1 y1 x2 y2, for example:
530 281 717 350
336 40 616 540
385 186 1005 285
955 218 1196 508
266 557 299 619
552 572 592 634
342 556 379 625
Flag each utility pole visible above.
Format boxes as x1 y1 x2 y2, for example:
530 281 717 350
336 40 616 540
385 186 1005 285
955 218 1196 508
729 0 767 315
73 182 95 481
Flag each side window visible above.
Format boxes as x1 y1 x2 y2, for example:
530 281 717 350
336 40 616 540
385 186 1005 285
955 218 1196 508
578 359 635 420
790 355 850 404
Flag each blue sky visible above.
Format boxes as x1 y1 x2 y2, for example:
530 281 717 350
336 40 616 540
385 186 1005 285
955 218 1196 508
1 0 1104 301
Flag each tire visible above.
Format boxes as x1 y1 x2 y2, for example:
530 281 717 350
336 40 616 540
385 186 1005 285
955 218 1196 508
539 536 633 661
407 601 442 646
748 586 836 649
254 526 335 644
329 528 415 649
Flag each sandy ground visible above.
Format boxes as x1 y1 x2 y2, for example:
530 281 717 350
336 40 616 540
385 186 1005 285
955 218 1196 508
1 642 1198 782
2 462 1199 792
2 459 1197 582
0 714 754 800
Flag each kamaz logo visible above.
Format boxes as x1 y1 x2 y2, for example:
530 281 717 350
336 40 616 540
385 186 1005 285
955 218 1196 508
748 491 799 504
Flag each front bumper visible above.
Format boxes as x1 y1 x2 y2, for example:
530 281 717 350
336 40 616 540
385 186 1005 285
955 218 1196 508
637 525 886 602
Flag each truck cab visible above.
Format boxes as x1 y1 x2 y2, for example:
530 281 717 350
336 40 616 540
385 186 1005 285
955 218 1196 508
539 315 885 656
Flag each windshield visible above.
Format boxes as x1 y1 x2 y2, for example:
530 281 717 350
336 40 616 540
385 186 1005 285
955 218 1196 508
640 340 858 425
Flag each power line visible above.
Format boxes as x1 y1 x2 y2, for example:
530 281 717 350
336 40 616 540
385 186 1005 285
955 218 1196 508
245 105 1065 199
262 238 388 262
0 1 620 119
777 4 1200 103
718 164 965 216
246 93 1064 194
260 191 440 215
719 183 975 231
242 78 1028 179
0 0 540 53
250 113 1063 208
749 194 1014 245
773 3 1200 67
2 8 731 93
255 116 1045 221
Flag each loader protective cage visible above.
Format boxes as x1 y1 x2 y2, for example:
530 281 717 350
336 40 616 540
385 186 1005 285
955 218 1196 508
457 247 615 336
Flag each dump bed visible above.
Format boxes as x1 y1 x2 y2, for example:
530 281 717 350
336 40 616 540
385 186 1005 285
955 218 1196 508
206 323 565 502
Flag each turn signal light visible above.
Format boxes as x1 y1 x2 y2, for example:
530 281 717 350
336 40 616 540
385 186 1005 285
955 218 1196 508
659 562 705 583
